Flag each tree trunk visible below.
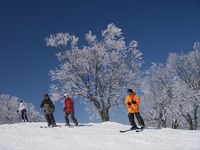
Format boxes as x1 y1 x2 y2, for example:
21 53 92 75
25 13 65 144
162 117 167 128
186 114 194 130
157 112 162 129
99 110 109 122
92 98 110 122
180 105 194 130
171 119 179 129
193 104 198 130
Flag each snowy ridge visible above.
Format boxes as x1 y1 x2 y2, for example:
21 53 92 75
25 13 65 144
0 122 200 150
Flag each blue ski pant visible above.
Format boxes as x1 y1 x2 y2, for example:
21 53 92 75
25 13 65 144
21 109 28 121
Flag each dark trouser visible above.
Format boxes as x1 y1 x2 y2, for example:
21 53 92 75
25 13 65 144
128 112 145 127
65 112 78 126
21 109 28 121
45 113 56 126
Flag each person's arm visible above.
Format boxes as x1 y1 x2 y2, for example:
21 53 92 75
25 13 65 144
40 100 44 108
17 103 21 112
63 100 66 112
125 96 132 106
18 103 21 111
49 99 55 111
70 99 74 108
134 95 140 104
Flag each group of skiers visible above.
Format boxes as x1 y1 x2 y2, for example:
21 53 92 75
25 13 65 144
17 93 78 127
39 93 78 127
18 89 145 130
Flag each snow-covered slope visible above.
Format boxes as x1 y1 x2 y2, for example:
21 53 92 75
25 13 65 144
0 122 199 150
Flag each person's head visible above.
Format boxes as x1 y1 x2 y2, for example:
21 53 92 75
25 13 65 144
127 89 134 95
63 93 70 99
20 100 23 103
44 94 49 99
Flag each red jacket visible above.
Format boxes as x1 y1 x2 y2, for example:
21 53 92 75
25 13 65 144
64 98 74 113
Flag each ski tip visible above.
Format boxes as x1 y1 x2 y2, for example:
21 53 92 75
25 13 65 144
119 129 131 133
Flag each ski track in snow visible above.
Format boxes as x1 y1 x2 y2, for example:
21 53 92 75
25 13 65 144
0 122 200 150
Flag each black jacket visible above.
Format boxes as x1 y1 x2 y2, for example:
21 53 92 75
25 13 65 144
40 98 55 113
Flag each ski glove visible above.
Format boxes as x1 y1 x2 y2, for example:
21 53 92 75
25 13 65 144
127 102 132 105
132 100 136 104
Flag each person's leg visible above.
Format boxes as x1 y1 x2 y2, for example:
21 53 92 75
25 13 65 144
128 113 137 129
24 109 28 121
45 113 51 126
70 112 78 126
65 113 70 125
21 110 25 121
49 113 56 126
135 112 145 127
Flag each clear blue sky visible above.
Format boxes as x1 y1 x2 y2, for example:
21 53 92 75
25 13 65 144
0 0 200 124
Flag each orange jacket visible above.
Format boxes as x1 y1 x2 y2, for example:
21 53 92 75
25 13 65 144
125 93 140 113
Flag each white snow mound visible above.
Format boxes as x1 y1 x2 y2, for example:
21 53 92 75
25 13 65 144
0 122 200 150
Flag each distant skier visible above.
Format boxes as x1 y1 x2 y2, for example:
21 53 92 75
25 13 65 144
17 100 28 122
40 94 56 127
63 93 78 126
125 89 145 130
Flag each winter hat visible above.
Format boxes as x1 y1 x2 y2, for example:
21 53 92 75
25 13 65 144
44 94 49 97
64 93 69 97
127 89 134 94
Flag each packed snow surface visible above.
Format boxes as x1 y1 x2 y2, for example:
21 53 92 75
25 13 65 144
0 122 200 150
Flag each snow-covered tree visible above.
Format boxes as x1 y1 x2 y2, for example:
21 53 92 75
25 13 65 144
0 94 44 124
141 63 173 128
141 42 200 130
0 95 19 124
167 42 200 130
46 23 143 122
170 79 199 130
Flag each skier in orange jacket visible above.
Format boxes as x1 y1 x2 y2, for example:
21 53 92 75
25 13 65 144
125 89 145 130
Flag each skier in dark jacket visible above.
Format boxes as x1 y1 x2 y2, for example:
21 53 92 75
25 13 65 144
40 94 56 127
63 93 78 126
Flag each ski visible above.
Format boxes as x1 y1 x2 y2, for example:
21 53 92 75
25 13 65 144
119 129 132 133
120 128 143 133
40 126 48 128
40 125 61 128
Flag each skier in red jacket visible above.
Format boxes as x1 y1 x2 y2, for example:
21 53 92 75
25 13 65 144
63 93 78 126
